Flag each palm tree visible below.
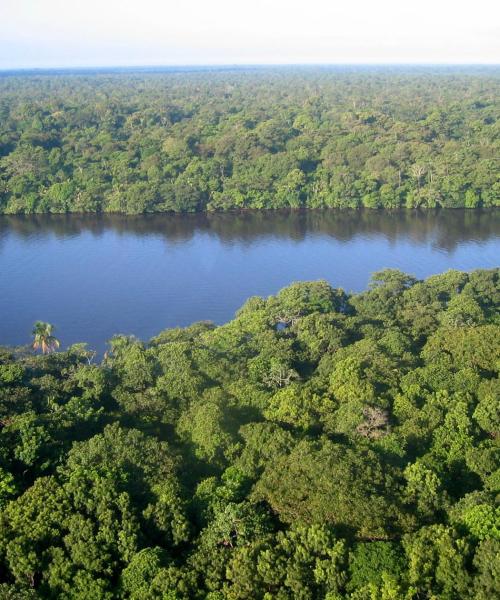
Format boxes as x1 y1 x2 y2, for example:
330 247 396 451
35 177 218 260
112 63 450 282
32 321 60 354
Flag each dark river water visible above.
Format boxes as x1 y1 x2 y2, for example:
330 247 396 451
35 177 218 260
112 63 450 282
1 209 499 351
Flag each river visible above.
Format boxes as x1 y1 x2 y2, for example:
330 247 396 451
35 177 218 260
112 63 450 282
1 209 499 351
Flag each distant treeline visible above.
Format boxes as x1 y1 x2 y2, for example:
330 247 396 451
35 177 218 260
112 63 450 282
0 268 499 598
0 67 499 214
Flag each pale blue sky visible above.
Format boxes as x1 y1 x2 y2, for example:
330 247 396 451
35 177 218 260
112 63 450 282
1 0 499 69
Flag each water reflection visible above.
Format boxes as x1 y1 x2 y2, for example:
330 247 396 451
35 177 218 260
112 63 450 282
1 209 499 252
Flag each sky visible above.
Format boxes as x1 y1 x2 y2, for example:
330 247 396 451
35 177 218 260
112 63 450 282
0 0 499 69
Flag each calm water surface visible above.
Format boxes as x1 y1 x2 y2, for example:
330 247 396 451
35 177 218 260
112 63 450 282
1 210 499 351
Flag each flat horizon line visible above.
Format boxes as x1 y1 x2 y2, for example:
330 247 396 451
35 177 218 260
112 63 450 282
1 62 500 73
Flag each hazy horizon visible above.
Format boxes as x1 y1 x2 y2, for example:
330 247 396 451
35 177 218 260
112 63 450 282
1 0 499 69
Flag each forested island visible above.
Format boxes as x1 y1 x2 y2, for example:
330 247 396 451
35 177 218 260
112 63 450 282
0 268 498 598
0 67 499 214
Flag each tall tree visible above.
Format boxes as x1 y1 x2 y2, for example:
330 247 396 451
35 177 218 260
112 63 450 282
32 321 60 354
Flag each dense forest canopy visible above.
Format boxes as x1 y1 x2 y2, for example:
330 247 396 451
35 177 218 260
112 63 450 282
0 66 499 214
0 267 499 598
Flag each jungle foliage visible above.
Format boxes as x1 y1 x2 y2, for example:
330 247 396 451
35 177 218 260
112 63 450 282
0 66 499 214
0 267 499 598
